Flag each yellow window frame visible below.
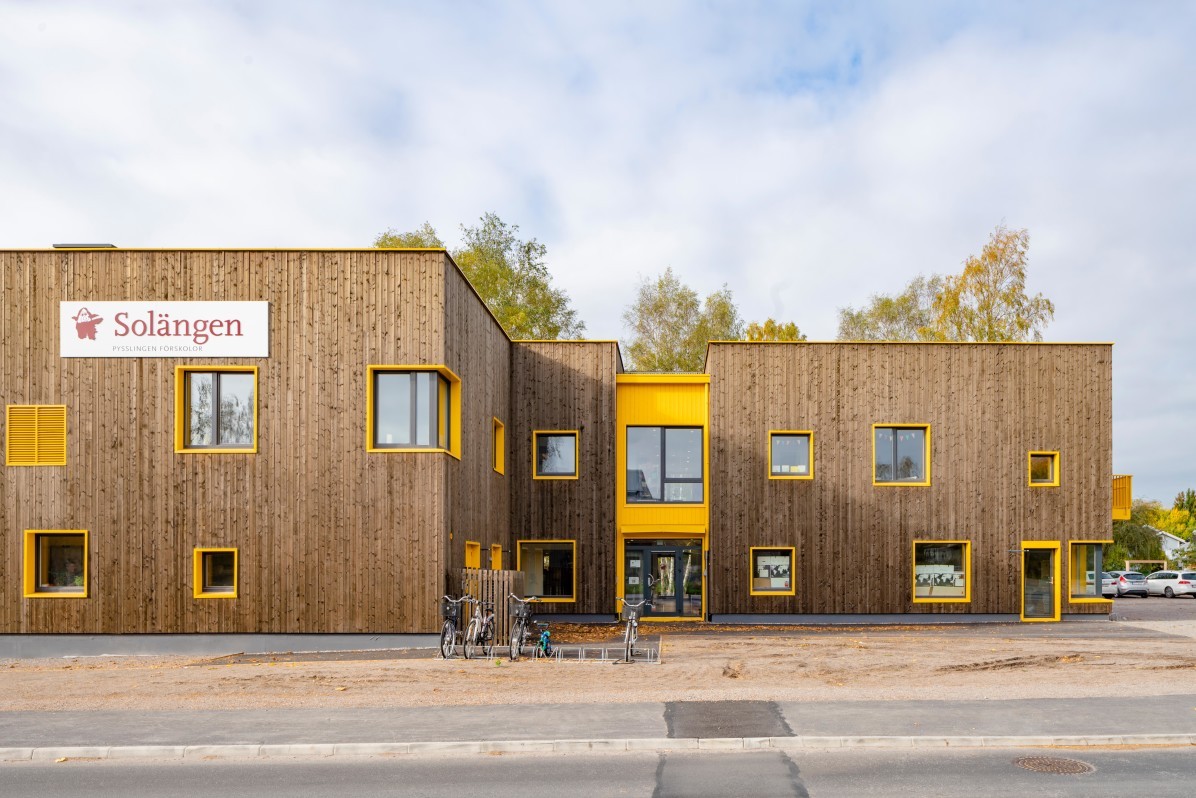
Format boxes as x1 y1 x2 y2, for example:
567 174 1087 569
872 423 931 487
193 547 239 599
1028 451 1060 487
516 539 577 602
365 365 461 458
912 540 972 604
531 430 579 480
23 529 89 598
1069 539 1113 604
1021 540 1062 622
6 405 67 466
493 417 506 475
749 546 796 596
490 544 503 570
767 431 814 481
174 366 259 454
464 540 481 569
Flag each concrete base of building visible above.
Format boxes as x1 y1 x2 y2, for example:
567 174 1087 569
0 634 439 660
710 614 1108 625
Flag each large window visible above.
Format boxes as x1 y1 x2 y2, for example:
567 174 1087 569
533 431 578 479
769 432 813 480
23 530 88 598
175 367 257 453
517 540 575 601
626 426 703 503
367 366 460 456
750 547 796 596
1069 541 1109 601
6 405 67 466
913 541 970 602
873 424 930 486
1029 451 1060 487
193 548 238 599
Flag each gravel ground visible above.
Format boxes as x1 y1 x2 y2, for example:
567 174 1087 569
5 620 1196 711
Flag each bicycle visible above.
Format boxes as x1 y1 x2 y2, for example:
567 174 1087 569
619 597 652 662
534 621 553 659
439 595 469 659
507 594 540 661
463 598 496 659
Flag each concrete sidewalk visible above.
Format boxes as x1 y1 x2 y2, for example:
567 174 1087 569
2 695 1194 760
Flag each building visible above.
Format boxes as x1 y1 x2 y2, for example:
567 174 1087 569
1 248 1125 637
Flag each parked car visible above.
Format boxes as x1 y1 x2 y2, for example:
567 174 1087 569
1143 571 1196 598
1106 571 1148 597
1101 571 1117 598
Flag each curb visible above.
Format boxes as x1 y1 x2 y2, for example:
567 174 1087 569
3 734 1195 761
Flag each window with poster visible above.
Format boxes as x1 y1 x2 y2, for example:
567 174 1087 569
912 540 970 602
749 547 795 596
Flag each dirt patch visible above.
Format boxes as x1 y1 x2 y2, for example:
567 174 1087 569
5 625 1194 711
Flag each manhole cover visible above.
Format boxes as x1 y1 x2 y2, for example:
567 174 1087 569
1012 756 1095 775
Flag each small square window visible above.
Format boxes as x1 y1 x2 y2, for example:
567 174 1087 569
750 547 795 595
913 541 970 603
873 425 930 486
1029 451 1060 487
769 432 813 480
533 431 578 479
517 540 575 601
175 367 258 453
194 548 238 599
24 530 88 597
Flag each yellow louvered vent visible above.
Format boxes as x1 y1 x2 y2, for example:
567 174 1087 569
6 405 67 466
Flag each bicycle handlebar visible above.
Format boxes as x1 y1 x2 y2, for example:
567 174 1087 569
619 597 653 609
507 594 541 604
442 595 470 604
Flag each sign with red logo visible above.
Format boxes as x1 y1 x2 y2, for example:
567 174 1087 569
60 302 269 358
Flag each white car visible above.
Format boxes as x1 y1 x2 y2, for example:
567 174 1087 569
1143 570 1196 598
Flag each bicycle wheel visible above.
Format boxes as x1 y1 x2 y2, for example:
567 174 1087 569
463 617 480 659
509 620 523 661
624 620 633 662
440 620 456 659
481 620 495 658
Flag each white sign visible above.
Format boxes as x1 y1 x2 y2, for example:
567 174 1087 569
60 302 269 358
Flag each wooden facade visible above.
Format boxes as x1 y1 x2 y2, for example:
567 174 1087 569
707 342 1113 616
0 250 1115 633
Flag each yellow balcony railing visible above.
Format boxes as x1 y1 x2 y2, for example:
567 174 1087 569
1113 475 1132 521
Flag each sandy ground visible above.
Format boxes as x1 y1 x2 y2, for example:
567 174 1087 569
5 620 1196 712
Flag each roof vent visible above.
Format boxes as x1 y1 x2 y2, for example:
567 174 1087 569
52 243 117 249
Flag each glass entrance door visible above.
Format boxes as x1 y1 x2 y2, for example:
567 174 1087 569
623 539 703 618
1022 543 1060 621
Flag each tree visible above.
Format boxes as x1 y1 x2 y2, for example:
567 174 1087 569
1175 488 1196 519
375 215 584 340
745 319 807 341
622 268 743 372
928 225 1055 342
836 275 943 341
372 221 444 249
1106 519 1166 571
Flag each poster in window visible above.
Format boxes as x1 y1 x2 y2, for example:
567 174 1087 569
753 552 792 591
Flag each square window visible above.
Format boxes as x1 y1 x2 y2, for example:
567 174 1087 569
23 530 88 597
1069 542 1109 601
533 431 578 479
913 541 970 602
1029 452 1060 487
625 426 703 502
6 405 67 466
517 540 575 601
367 366 460 456
194 548 238 598
750 547 795 595
769 432 813 479
493 418 506 475
175 367 258 452
874 425 930 486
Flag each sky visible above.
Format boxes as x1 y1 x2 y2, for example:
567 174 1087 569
1 1 1193 503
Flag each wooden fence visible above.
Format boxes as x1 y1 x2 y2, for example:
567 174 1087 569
456 569 525 642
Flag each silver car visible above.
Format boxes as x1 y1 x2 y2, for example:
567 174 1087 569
1101 571 1117 598
1144 571 1196 598
1107 570 1148 597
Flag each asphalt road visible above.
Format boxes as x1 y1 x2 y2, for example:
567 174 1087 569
2 747 1194 797
1111 594 1196 621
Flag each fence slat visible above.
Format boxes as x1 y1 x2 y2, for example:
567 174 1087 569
456 569 524 642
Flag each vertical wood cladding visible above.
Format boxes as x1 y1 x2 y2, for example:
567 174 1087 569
707 343 1114 616
0 249 460 633
510 342 620 613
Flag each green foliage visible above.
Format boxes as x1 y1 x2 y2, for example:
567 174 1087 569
1106 520 1166 571
375 215 584 340
745 318 807 341
836 275 943 341
1174 489 1196 519
622 268 743 372
373 221 444 249
928 225 1055 342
